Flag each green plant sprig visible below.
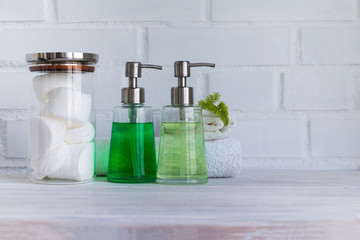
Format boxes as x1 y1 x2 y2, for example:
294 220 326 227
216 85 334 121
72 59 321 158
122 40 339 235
198 92 229 126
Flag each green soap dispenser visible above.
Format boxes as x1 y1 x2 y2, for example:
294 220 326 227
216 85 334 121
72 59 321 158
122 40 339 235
157 61 215 184
108 62 162 183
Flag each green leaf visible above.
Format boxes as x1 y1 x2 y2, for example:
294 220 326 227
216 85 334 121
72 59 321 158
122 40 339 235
198 92 230 126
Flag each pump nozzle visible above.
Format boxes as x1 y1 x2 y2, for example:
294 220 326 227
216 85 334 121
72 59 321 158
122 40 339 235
172 61 215 105
122 62 162 104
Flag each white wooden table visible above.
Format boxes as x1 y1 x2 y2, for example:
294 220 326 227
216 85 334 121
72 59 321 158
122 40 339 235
1 170 360 240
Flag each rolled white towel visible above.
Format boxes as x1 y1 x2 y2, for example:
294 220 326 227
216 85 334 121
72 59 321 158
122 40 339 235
31 142 69 180
203 111 236 141
65 122 95 144
30 116 67 160
46 87 92 128
32 73 82 103
47 142 94 181
205 137 242 178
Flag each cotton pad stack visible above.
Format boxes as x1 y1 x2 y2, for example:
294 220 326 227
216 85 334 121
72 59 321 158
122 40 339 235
29 73 95 182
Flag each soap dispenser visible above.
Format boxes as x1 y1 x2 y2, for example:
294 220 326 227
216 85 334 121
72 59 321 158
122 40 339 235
157 61 215 184
108 62 162 183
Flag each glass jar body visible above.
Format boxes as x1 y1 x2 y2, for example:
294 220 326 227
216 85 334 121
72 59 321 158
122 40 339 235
157 105 208 184
27 66 95 184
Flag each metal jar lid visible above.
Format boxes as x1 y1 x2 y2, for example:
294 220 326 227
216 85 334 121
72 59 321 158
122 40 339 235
26 52 98 64
25 52 99 72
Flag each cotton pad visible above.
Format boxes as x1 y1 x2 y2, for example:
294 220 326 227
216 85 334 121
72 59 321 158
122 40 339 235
48 142 94 181
30 157 47 180
64 121 95 144
32 73 82 103
30 142 70 180
30 116 67 160
46 87 92 128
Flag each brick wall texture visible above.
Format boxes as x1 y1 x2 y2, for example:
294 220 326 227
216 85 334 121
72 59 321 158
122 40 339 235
1 0 360 174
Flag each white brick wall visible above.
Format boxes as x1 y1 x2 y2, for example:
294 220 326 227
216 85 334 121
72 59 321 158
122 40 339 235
1 0 360 174
148 28 291 65
57 0 202 22
235 120 307 158
0 0 44 21
311 119 360 157
302 27 360 65
283 72 349 111
0 73 28 109
208 72 276 111
5 120 27 158
212 0 356 21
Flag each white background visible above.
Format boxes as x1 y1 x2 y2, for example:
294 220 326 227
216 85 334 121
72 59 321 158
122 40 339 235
0 0 360 175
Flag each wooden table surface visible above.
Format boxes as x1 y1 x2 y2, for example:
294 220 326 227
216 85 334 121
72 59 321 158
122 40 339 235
1 170 360 240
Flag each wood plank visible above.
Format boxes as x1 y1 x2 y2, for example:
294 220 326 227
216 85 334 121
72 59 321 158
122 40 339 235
1 170 360 239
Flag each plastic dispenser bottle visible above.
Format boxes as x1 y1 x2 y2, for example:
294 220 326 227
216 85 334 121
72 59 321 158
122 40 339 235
108 62 162 183
157 61 215 184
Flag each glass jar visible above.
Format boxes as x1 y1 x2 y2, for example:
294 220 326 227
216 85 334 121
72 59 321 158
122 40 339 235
25 52 98 184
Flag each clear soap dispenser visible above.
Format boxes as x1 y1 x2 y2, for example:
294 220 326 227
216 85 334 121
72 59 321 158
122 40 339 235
108 62 162 183
157 61 215 184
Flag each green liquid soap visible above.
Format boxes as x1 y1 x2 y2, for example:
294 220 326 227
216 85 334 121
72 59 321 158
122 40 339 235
108 122 157 183
157 122 208 184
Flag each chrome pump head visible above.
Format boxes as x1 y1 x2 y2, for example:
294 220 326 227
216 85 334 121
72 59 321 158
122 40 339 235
122 62 162 104
171 61 215 105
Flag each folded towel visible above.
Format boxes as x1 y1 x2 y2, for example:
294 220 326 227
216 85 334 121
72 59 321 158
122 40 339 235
205 137 241 178
203 110 236 141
